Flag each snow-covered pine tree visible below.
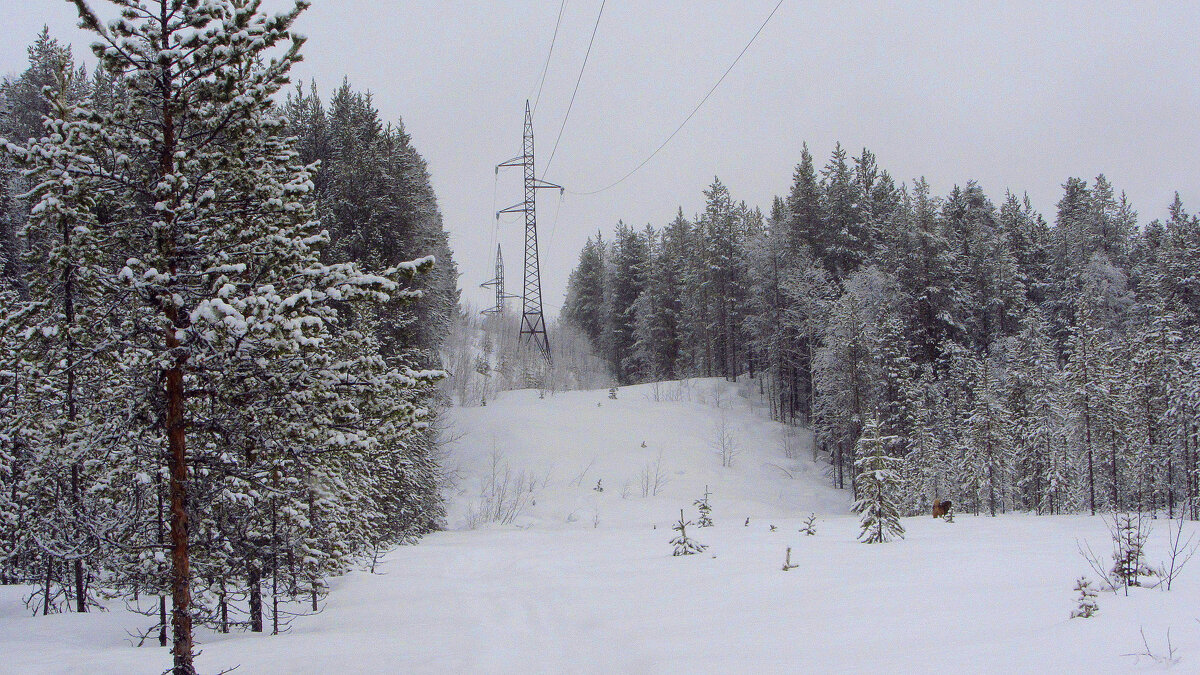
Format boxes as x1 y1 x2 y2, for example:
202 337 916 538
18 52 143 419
0 66 115 615
852 416 905 543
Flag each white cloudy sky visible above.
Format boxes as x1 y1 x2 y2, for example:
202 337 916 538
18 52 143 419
3 1 1199 314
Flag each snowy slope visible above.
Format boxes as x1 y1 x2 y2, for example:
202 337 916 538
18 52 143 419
442 377 847 531
5 378 1200 673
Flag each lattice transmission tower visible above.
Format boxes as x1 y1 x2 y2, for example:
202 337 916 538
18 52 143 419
479 243 517 316
497 100 561 365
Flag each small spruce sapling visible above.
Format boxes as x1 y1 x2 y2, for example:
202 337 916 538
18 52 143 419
1070 577 1099 618
671 510 707 556
782 547 798 571
695 486 714 527
1111 512 1154 594
801 513 818 536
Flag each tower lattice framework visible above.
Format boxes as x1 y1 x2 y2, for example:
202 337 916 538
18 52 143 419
498 100 560 365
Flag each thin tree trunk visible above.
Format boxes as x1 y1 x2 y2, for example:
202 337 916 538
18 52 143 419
43 553 52 616
156 477 167 647
1086 409 1095 515
249 565 263 633
219 584 229 634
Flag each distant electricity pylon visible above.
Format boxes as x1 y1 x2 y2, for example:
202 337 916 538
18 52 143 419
497 100 560 365
479 243 517 316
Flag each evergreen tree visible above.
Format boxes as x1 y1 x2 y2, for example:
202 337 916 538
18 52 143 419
2 4 443 670
819 143 865 282
694 486 713 527
853 416 905 543
605 222 650 382
562 233 606 348
670 509 707 556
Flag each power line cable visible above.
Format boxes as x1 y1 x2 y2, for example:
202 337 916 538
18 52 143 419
568 0 785 196
542 0 605 177
532 0 568 118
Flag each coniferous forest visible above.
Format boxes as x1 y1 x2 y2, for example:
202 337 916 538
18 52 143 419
562 144 1200 519
0 7 456 671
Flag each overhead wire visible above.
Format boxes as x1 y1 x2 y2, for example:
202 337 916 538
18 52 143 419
542 0 605 178
567 0 786 196
531 0 568 118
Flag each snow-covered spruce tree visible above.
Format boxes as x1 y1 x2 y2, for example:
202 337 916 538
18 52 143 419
853 416 905 543
1069 577 1098 618
1065 286 1125 515
1109 511 1153 595
1007 311 1069 514
800 513 817 536
966 355 1013 517
7 2 440 671
670 509 707 556
694 486 713 527
1126 296 1183 514
813 267 893 490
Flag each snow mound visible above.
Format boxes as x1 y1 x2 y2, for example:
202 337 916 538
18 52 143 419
442 377 848 530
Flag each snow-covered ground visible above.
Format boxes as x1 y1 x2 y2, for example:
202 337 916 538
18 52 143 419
3 378 1200 673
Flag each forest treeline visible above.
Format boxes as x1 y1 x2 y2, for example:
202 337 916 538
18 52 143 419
563 143 1200 519
0 8 455 671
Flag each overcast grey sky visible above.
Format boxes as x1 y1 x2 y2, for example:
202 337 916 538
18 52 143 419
3 1 1199 314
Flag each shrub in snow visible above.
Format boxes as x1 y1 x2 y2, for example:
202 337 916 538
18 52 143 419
711 410 740 467
1070 577 1099 618
695 486 714 527
852 416 905 544
1160 516 1198 591
671 510 707 556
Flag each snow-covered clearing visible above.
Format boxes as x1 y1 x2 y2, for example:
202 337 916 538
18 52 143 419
3 378 1200 673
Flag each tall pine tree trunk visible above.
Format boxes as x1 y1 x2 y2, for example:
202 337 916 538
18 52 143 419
156 20 194 668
